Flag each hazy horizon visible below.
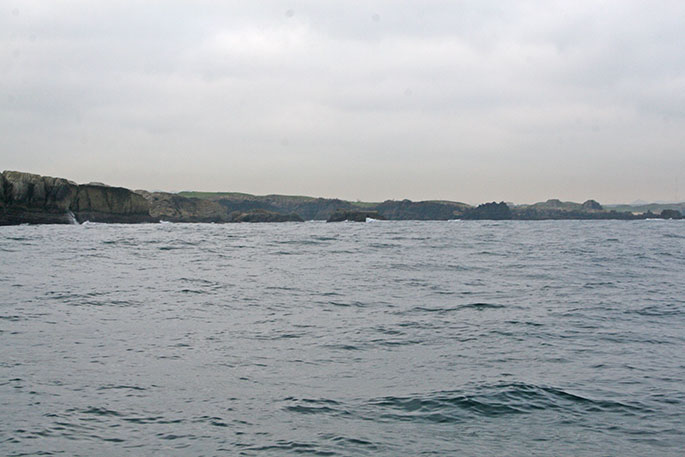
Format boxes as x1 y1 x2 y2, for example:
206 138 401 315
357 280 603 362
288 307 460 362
2 1 684 204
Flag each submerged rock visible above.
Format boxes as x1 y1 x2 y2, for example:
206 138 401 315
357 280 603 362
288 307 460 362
327 210 386 222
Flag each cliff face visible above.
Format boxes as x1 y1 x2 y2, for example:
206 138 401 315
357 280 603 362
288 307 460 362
182 192 473 221
463 202 513 220
374 200 469 220
0 171 78 224
511 199 637 220
215 196 354 221
137 191 230 223
0 171 154 225
3 170 677 224
71 184 154 223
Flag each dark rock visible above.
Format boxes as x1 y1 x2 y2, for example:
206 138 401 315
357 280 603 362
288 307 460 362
327 210 386 222
138 191 230 222
70 184 154 223
511 198 640 220
463 202 512 220
0 172 5 206
0 170 154 225
660 209 682 219
374 199 470 220
186 192 474 221
582 199 603 210
0 171 78 225
229 209 303 223
216 196 354 221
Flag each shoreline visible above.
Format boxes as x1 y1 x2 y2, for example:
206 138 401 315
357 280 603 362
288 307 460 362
2 170 683 226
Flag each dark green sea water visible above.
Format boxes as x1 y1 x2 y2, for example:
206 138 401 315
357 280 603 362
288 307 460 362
1 220 684 456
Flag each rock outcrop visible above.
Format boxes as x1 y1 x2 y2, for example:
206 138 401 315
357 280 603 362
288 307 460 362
3 169 679 224
229 209 303 223
511 199 637 220
374 199 469 220
660 209 683 219
212 195 354 221
581 199 603 211
1 170 154 225
70 184 154 223
137 191 230 223
463 202 512 220
182 191 472 221
1 171 78 224
327 210 386 222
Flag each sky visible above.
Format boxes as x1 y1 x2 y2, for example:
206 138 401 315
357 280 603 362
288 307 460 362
1 0 684 204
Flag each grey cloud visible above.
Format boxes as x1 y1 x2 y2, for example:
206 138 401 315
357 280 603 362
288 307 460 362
1 0 684 203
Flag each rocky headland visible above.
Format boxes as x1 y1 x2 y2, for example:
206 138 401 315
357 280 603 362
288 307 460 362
1 170 683 225
0 171 154 225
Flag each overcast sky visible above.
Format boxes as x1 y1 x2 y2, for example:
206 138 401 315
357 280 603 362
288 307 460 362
2 1 684 204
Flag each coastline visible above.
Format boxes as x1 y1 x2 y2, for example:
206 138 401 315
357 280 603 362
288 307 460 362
1 170 683 225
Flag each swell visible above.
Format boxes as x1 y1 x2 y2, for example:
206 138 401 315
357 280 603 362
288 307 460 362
407 302 509 314
284 383 649 424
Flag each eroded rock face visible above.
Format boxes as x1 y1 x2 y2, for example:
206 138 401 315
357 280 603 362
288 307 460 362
463 202 512 220
0 171 78 224
0 171 154 225
70 184 154 223
0 172 5 206
374 199 469 220
138 191 230 223
215 196 353 221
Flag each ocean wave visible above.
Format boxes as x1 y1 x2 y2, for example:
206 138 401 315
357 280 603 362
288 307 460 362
365 383 648 423
283 383 648 425
408 303 507 314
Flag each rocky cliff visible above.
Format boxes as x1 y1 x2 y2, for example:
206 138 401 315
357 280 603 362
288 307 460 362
1 171 154 225
70 184 154 223
511 199 637 220
3 170 679 224
0 171 78 224
374 199 469 220
212 195 354 221
180 192 472 221
137 191 230 223
463 202 513 220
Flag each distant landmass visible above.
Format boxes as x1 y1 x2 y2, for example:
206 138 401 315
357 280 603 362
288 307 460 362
1 170 683 225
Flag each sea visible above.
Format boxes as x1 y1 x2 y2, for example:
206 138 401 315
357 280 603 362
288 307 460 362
1 220 684 456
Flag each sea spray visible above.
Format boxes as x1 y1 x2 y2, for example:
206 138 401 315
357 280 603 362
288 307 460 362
67 211 78 225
